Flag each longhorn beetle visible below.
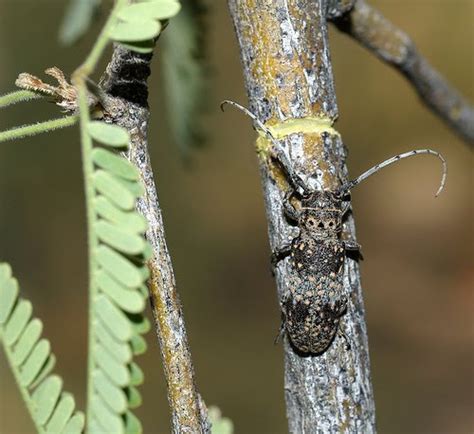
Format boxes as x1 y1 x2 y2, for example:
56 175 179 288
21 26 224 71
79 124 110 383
221 100 447 354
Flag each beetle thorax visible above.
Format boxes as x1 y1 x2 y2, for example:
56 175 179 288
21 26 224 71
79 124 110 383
299 191 342 239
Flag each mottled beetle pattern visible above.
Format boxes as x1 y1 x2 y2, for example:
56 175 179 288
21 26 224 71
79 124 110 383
221 100 447 355
275 190 357 354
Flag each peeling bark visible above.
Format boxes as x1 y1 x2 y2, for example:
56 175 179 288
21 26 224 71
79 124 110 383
227 0 375 432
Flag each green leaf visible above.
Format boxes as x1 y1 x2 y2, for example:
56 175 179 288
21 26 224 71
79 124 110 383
94 294 133 342
128 362 144 386
93 369 127 414
92 170 136 211
142 243 153 261
4 299 33 346
94 346 130 387
91 394 124 434
130 335 147 356
19 339 51 386
130 315 151 335
109 20 161 43
209 406 234 434
30 354 56 390
96 245 144 289
92 148 140 181
45 392 76 433
32 375 62 425
88 121 130 148
130 334 147 356
11 319 43 366
117 1 181 22
124 411 142 434
96 270 146 314
126 386 142 409
94 196 147 234
0 276 19 325
161 0 209 154
59 0 100 45
62 412 85 434
117 177 145 198
88 418 103 434
95 220 146 256
137 284 148 299
95 319 132 364
0 262 12 282
119 40 155 54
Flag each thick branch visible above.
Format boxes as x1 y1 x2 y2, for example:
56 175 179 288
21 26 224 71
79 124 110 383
331 0 474 145
228 0 375 432
100 46 208 434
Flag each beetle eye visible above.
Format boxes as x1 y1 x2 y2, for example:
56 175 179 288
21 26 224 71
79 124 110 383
328 221 334 227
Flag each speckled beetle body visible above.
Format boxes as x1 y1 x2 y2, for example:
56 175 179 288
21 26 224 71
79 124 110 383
274 190 358 354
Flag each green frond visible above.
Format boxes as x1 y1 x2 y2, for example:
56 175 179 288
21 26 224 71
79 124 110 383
59 0 101 46
161 0 210 155
0 263 85 434
80 117 151 434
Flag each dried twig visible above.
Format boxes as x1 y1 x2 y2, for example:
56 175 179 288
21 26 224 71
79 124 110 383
330 0 474 145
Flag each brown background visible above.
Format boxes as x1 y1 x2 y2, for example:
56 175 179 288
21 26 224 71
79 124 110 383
0 1 472 433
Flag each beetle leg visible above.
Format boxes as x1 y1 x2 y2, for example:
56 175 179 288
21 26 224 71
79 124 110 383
338 327 351 350
269 146 310 195
283 190 300 224
341 195 352 217
271 243 292 273
274 317 286 345
343 240 364 261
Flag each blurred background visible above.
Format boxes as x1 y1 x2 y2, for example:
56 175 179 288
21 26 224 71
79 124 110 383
0 1 472 433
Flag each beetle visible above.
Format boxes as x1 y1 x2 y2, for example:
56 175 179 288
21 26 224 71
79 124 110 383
221 100 447 354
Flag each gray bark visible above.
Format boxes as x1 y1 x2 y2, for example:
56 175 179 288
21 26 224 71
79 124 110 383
100 46 209 434
227 0 375 432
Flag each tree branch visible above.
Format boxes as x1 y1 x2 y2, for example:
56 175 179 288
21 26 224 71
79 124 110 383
330 0 474 145
227 0 375 431
100 45 209 434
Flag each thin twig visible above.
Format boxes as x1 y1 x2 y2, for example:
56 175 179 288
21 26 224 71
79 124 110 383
331 0 474 145
99 45 209 434
227 0 375 431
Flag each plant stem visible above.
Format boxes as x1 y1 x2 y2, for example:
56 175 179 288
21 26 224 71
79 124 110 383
73 0 126 79
0 90 42 109
0 333 45 434
70 2 126 431
0 115 78 143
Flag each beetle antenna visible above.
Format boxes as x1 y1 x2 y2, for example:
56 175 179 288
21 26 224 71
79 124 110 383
220 100 280 148
221 100 315 194
339 149 447 197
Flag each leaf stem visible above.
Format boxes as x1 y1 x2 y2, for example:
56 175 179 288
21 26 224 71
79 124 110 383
0 115 78 143
0 333 46 434
70 1 126 431
0 90 43 109
72 0 126 80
